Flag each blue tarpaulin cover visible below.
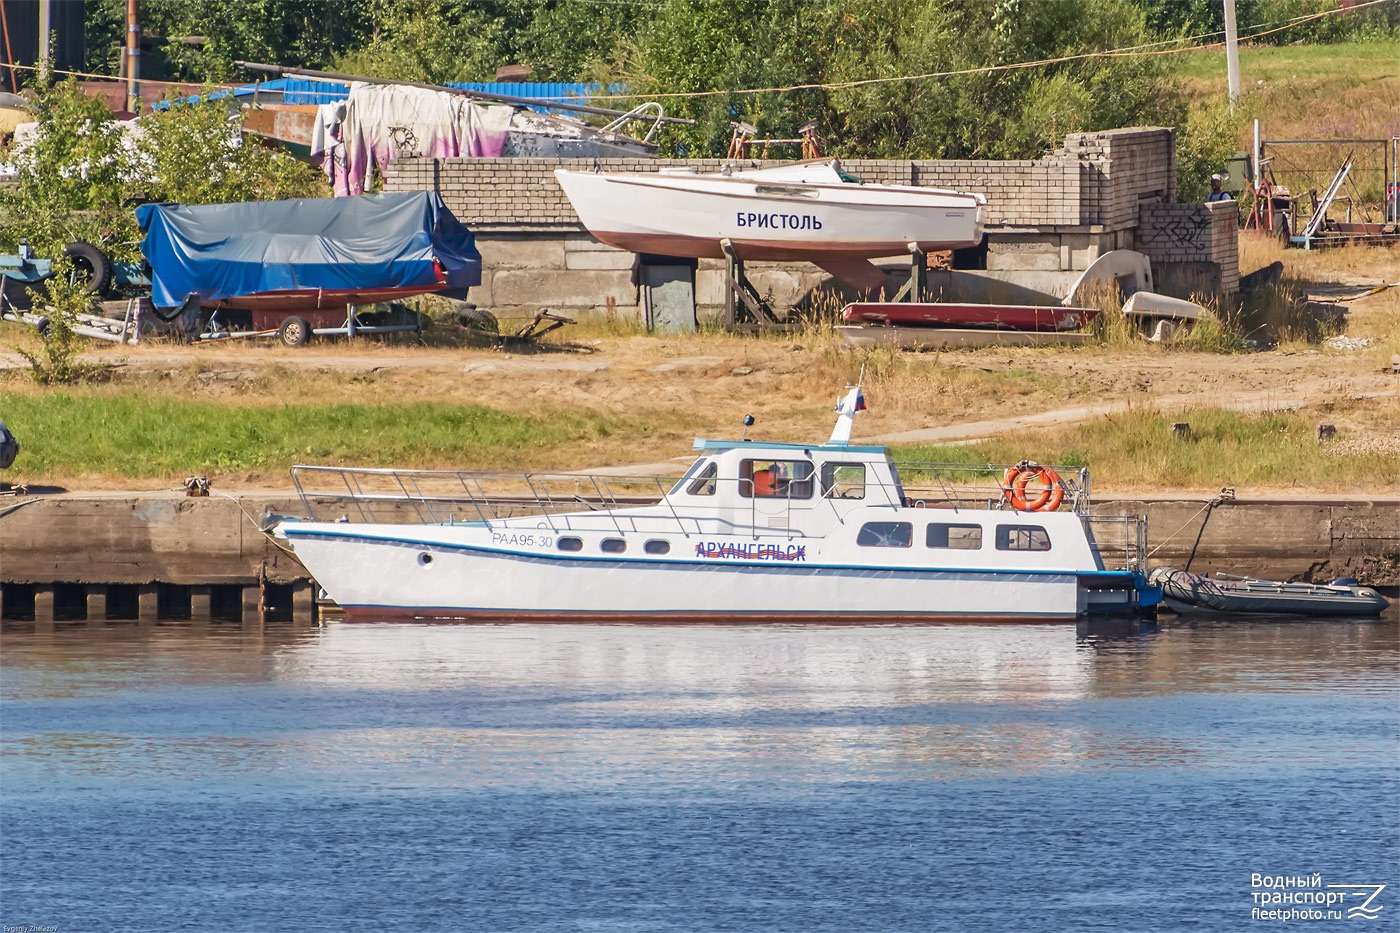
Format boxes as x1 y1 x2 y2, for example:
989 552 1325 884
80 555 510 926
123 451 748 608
136 191 481 308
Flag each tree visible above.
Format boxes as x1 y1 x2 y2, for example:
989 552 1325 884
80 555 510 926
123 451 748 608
86 0 372 82
610 0 839 158
138 93 328 205
821 0 1179 160
0 77 327 261
0 76 135 258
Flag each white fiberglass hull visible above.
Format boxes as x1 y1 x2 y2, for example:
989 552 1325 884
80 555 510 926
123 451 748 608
553 167 985 263
282 524 1103 623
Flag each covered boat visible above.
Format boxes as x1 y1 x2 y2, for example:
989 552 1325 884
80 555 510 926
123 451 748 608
274 387 1159 623
554 161 985 289
1150 568 1391 617
136 191 481 322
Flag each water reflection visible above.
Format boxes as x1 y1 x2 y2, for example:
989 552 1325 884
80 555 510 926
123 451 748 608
3 620 1395 790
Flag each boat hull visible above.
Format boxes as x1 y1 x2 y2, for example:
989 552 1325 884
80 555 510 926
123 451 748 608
842 302 1101 332
284 527 1106 624
554 169 984 263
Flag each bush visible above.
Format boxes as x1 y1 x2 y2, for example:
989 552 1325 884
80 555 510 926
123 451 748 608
14 259 118 385
0 76 329 262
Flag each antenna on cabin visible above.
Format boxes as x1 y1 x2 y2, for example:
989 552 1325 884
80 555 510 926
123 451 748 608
741 414 755 441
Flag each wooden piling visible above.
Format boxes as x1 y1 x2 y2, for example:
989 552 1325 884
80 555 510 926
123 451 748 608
86 587 108 625
242 584 264 629
292 582 316 625
33 585 55 631
138 585 159 625
190 586 212 626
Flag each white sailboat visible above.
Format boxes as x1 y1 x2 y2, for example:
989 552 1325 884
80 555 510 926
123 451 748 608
554 161 985 289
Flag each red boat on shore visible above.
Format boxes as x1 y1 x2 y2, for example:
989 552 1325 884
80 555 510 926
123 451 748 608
841 302 1100 332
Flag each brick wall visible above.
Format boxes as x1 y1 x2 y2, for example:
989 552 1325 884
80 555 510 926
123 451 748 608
380 127 1246 314
387 155 1089 230
1138 200 1240 297
386 129 1180 234
1058 127 1176 229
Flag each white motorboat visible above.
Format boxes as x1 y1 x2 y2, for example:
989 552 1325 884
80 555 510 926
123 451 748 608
275 387 1158 624
553 161 985 289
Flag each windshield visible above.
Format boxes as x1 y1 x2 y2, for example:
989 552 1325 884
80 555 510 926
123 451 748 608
667 458 708 496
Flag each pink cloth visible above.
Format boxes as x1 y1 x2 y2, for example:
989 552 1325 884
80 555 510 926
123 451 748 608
326 83 513 196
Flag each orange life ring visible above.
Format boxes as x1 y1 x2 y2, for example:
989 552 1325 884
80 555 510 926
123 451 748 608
1004 463 1065 511
1001 466 1021 501
1014 465 1065 511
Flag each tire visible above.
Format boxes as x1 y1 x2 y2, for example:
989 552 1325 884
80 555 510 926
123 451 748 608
456 303 498 334
62 241 114 297
279 315 311 348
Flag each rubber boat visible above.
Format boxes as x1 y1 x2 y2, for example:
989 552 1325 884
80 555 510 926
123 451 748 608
274 387 1159 623
554 161 985 290
1150 568 1391 617
841 301 1101 332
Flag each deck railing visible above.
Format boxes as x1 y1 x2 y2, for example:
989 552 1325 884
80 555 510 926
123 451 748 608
289 461 1143 569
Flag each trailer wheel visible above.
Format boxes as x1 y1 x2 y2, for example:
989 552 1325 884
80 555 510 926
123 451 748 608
279 315 311 348
62 241 114 297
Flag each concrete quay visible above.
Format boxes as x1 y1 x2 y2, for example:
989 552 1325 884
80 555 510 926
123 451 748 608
1 489 1396 626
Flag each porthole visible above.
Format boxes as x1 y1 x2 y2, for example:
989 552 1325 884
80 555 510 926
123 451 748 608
600 538 627 554
557 537 584 552
644 539 671 555
418 552 434 566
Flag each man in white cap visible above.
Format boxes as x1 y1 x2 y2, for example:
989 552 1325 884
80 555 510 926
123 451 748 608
1206 173 1233 203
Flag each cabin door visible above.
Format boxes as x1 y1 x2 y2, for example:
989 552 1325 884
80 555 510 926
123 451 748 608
737 457 815 536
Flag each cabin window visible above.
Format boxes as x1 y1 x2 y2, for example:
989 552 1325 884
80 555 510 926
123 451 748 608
996 525 1051 551
740 458 814 499
644 540 670 555
685 462 718 496
857 521 913 548
927 523 982 550
821 463 866 500
557 537 584 552
600 538 627 554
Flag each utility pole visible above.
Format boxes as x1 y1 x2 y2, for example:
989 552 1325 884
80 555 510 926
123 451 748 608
126 0 140 113
37 1 51 67
1224 0 1241 111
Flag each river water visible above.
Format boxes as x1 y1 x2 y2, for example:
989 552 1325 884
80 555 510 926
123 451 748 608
2 618 1397 932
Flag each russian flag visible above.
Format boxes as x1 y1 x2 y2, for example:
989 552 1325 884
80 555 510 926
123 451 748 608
854 388 867 412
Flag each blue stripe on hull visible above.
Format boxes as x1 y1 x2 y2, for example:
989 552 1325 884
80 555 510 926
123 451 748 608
284 527 1140 582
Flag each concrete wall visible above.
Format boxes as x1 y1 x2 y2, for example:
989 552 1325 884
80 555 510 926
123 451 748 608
384 126 1236 318
4 494 1396 591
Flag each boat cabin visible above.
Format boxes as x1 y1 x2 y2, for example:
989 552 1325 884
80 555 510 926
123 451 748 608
672 438 905 511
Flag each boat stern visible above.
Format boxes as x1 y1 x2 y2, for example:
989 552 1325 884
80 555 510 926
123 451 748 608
1078 570 1162 619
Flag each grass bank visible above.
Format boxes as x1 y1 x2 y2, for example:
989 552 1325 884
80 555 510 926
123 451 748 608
895 405 1400 493
1172 39 1400 204
0 392 615 481
1174 39 1400 140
